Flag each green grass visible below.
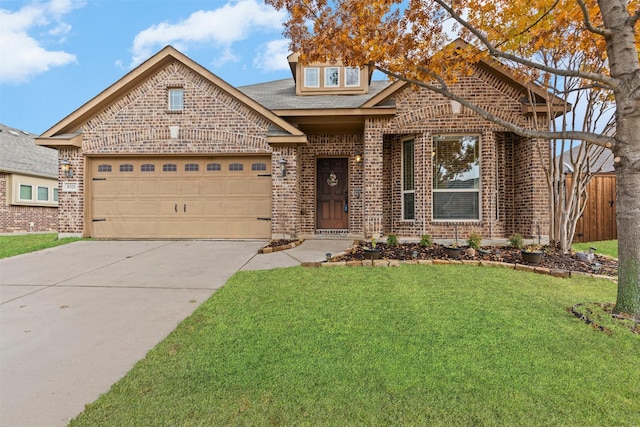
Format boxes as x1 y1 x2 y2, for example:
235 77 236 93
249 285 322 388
573 240 618 259
0 233 83 259
69 265 639 426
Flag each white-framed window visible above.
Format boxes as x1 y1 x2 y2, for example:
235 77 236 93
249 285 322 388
304 68 320 88
53 188 59 202
37 186 49 201
432 135 480 220
168 88 184 111
402 138 415 220
19 184 33 201
325 67 339 87
345 67 360 87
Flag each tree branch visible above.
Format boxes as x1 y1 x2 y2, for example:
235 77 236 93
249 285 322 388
575 0 609 36
378 66 616 149
431 0 618 89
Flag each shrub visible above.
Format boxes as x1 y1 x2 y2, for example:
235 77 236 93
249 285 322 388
467 232 482 249
420 234 433 248
508 233 524 249
387 234 399 246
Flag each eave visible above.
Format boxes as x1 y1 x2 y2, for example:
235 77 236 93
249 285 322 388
274 107 396 134
35 133 82 149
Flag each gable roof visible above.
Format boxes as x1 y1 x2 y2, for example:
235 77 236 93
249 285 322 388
361 39 569 115
0 123 57 179
38 46 306 146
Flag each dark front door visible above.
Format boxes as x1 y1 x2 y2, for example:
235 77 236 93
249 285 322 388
317 158 349 229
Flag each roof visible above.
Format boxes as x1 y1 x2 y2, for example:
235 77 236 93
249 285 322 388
0 123 57 178
237 78 394 110
39 46 306 146
560 144 614 174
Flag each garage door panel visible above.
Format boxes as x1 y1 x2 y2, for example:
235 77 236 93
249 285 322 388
91 156 272 239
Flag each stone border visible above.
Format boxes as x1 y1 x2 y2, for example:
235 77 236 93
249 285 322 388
319 257 618 282
259 239 305 254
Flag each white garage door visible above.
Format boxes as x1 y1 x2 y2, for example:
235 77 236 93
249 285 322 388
89 156 272 239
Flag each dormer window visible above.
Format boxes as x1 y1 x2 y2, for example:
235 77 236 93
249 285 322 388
304 68 320 88
325 67 339 87
345 67 360 87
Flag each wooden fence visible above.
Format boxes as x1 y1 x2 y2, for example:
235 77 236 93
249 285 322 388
568 173 617 243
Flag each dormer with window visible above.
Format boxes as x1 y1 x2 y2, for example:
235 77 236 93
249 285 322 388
288 52 372 96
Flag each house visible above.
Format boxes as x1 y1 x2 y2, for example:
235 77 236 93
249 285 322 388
0 123 58 233
37 44 560 241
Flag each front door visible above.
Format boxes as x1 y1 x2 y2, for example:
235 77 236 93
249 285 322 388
317 158 349 229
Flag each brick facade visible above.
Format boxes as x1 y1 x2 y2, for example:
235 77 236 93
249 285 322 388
0 173 58 233
42 48 551 241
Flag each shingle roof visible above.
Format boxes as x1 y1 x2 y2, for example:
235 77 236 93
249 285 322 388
0 123 57 178
237 78 394 110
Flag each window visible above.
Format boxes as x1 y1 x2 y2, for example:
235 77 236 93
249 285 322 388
345 67 360 87
185 163 199 172
432 135 480 220
97 164 112 172
141 164 155 172
251 163 267 171
53 188 59 202
207 163 221 171
325 67 339 87
402 139 415 220
37 186 49 201
120 164 134 172
163 164 177 172
168 88 184 111
304 68 319 88
19 184 33 200
229 163 243 171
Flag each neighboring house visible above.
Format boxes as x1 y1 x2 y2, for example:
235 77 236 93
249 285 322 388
0 123 59 233
37 43 560 241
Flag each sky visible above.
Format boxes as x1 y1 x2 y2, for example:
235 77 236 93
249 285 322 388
0 0 296 135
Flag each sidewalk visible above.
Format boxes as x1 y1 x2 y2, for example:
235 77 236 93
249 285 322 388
241 239 355 270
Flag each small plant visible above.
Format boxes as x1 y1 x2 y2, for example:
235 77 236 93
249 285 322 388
419 234 433 248
467 232 482 249
387 234 399 246
371 238 377 249
508 233 524 249
524 244 542 253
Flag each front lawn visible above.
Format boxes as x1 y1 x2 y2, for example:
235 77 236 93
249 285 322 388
0 233 83 259
70 265 639 426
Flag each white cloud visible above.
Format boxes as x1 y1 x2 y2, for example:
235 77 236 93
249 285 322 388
0 0 82 84
254 39 290 72
128 0 286 68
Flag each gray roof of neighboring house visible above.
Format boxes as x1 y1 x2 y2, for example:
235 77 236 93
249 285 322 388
237 78 394 110
560 144 615 173
0 123 57 178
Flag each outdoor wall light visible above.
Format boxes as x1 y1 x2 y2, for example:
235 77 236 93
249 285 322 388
60 159 74 178
278 158 288 177
355 153 363 163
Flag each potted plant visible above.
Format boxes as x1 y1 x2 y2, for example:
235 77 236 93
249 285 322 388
466 232 482 257
363 238 381 260
521 244 543 265
443 241 463 259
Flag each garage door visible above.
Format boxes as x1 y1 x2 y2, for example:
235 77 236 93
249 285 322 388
90 156 272 239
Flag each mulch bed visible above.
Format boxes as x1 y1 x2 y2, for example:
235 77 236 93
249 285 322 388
331 242 618 277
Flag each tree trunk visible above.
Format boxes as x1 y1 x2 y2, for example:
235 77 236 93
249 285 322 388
599 0 640 317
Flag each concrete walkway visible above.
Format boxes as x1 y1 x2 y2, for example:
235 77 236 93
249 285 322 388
0 238 352 427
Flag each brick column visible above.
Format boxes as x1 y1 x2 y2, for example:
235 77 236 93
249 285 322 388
271 145 299 239
57 147 84 238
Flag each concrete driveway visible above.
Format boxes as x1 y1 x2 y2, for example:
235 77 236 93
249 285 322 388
0 240 266 427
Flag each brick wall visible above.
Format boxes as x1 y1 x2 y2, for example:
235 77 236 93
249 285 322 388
360 68 550 241
58 60 275 236
0 173 58 233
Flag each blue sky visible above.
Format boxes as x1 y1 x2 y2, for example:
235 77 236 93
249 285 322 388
0 0 295 134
